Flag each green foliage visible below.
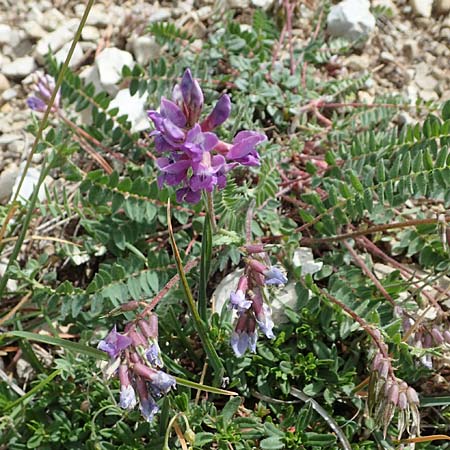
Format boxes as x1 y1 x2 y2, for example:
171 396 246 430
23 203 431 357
2 3 450 450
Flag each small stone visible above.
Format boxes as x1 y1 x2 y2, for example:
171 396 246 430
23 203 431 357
55 42 84 68
358 91 375 103
0 164 18 203
108 89 149 133
22 21 46 40
148 8 172 22
40 8 66 31
129 35 160 66
327 0 376 42
397 111 414 126
251 0 274 10
1 88 17 101
85 4 110 27
345 54 370 71
3 56 36 79
95 48 134 95
228 0 250 7
0 24 20 46
435 0 450 15
34 19 79 64
81 25 100 42
414 62 438 90
410 0 433 17
0 73 10 92
403 39 419 59
380 51 395 62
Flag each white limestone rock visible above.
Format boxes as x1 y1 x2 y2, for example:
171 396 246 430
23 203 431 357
327 0 376 41
129 35 160 66
251 0 275 10
3 56 36 79
34 19 79 64
0 24 21 46
55 42 84 68
410 0 433 17
95 48 134 96
434 0 450 15
108 89 150 133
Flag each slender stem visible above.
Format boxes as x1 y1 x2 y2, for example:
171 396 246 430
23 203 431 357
205 191 217 233
0 0 95 299
342 240 396 307
167 200 224 384
300 217 449 245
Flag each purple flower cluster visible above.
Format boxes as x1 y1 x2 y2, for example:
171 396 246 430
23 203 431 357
97 314 175 422
26 73 61 113
228 255 288 357
148 69 267 203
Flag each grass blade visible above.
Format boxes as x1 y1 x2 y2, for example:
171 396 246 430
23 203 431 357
167 200 224 385
6 331 107 360
199 213 212 321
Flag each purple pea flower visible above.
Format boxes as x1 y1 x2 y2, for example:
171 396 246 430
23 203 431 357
148 69 267 204
119 364 137 410
132 363 176 396
201 94 231 132
231 312 258 357
252 289 275 339
180 68 204 125
27 73 61 113
264 267 288 286
229 276 252 311
97 326 132 359
146 343 163 368
135 377 160 422
226 131 267 167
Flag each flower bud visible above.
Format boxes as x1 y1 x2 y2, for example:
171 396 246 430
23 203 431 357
406 387 419 405
200 94 231 131
398 392 407 410
443 330 450 344
387 383 399 405
244 244 266 254
180 68 203 125
185 427 196 445
120 301 140 311
431 328 444 345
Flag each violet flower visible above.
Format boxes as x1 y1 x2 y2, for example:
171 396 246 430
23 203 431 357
231 312 258 357
97 326 132 359
252 289 275 339
119 364 137 410
147 68 265 203
136 377 160 422
27 73 61 113
264 267 288 286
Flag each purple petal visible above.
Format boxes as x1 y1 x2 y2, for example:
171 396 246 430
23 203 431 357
264 267 288 285
119 385 137 410
146 343 163 368
147 110 164 130
97 326 132 359
201 94 231 131
140 396 160 422
162 118 185 143
229 290 252 311
160 97 186 128
149 370 176 396
180 68 203 124
255 304 275 339
176 187 202 204
27 96 47 112
227 131 267 161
